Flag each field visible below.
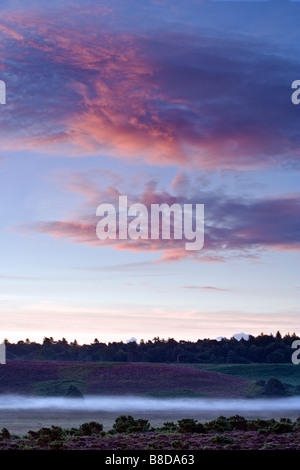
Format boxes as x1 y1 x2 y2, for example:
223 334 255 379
0 361 251 398
1 414 300 450
1 360 300 442
196 364 300 387
2 360 300 397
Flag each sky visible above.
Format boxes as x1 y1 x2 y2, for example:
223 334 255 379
0 0 300 344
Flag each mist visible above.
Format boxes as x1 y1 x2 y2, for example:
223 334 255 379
1 395 300 413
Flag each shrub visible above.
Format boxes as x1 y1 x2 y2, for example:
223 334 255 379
263 378 288 397
36 436 52 447
113 415 150 433
27 425 66 442
79 421 103 436
18 444 33 450
210 435 237 445
228 415 248 431
271 422 294 434
1 428 11 439
205 416 232 432
161 421 178 432
64 384 83 398
49 440 64 449
171 439 190 449
147 442 165 450
247 418 274 431
256 380 266 387
177 418 205 434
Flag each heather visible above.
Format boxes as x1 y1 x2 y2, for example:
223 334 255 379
1 415 300 450
0 361 250 398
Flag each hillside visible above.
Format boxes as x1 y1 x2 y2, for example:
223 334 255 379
0 361 250 398
195 364 300 387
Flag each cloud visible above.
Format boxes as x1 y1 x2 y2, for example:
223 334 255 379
0 23 24 40
20 172 300 262
2 297 299 343
0 9 300 170
182 286 232 291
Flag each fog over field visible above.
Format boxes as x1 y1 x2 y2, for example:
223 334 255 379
1 395 300 413
1 395 300 435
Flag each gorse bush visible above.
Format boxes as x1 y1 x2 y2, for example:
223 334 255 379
262 377 288 397
113 415 150 433
0 428 11 439
27 425 66 441
210 435 238 445
272 420 294 434
228 415 248 431
171 439 190 449
5 414 299 450
177 418 205 434
64 384 83 398
79 421 103 436
205 416 233 432
161 421 178 432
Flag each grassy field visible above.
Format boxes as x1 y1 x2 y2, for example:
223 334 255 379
193 364 300 386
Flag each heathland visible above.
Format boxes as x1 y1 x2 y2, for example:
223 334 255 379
1 332 300 450
0 360 300 398
1 414 300 450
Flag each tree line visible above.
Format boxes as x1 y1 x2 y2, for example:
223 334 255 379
4 331 298 363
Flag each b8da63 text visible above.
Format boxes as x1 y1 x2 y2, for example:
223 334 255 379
149 454 195 465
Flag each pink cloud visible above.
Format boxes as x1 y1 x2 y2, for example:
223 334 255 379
19 172 300 262
182 286 232 291
0 23 24 40
1 12 300 170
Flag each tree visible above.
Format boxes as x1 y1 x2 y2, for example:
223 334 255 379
275 331 282 341
263 378 288 397
64 384 83 398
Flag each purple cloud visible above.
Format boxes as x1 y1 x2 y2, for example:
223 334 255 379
0 10 299 169
19 172 300 262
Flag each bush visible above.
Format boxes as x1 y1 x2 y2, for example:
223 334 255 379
247 418 277 431
0 428 11 439
113 415 150 433
64 384 83 398
205 416 232 433
171 439 190 449
36 436 51 447
263 378 288 397
210 434 237 445
49 440 64 449
27 425 66 442
255 379 266 387
271 422 294 434
161 421 178 432
228 415 248 431
79 421 103 436
177 418 205 433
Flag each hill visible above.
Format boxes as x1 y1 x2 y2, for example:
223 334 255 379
0 361 250 398
195 364 300 387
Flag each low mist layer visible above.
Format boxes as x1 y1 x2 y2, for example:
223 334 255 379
1 395 300 412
